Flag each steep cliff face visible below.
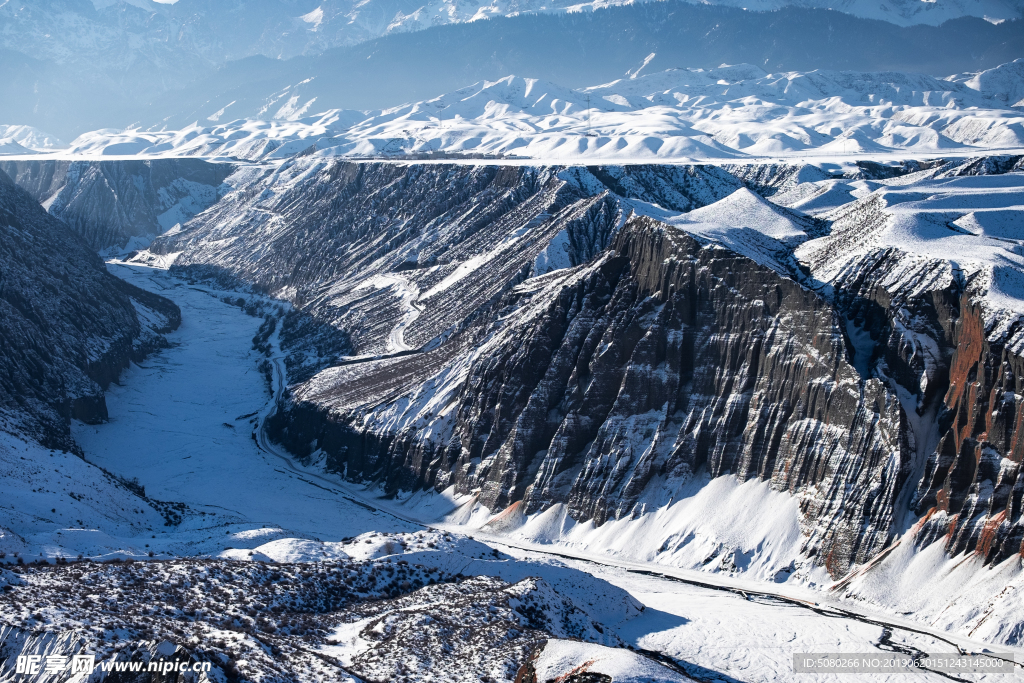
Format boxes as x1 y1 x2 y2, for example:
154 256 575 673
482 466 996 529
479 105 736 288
155 161 741 361
269 217 908 575
914 294 1024 564
0 159 234 250
0 168 179 451
146 156 1024 579
787 156 1024 571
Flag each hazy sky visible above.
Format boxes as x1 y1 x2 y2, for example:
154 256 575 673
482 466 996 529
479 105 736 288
92 0 178 7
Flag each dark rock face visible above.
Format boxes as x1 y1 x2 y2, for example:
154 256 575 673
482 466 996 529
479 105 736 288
271 217 908 576
0 169 179 450
788 172 1024 569
914 296 1024 565
149 156 1024 578
155 161 741 362
0 159 234 250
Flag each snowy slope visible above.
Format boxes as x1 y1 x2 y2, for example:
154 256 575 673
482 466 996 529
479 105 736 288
0 158 235 250
0 431 168 561
7 155 1024 679
0 139 35 156
50 63 1024 162
949 58 1024 106
0 126 66 151
526 640 693 682
3 0 1023 143
790 160 1024 347
416 475 818 586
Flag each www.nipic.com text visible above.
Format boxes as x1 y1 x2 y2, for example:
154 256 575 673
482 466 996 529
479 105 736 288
15 654 213 676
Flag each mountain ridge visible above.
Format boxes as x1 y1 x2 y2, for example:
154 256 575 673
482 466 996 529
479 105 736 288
0 167 180 451
3 3 1023 139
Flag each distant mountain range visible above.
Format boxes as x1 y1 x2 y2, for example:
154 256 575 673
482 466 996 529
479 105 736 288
1 1 1022 140
34 61 1024 163
13 0 1020 72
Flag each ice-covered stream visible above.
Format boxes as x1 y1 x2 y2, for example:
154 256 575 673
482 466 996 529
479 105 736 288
69 261 420 556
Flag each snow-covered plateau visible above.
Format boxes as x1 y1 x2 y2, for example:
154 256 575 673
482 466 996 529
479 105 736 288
6 60 1024 164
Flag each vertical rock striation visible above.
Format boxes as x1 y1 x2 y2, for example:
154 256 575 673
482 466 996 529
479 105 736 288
270 217 909 576
146 156 1024 578
914 294 1024 564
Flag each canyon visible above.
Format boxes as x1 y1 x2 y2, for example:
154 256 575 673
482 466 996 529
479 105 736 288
3 152 1024 680
9 153 1017 587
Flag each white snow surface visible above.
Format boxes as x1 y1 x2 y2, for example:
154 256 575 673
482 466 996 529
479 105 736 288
0 125 66 151
0 138 37 156
54 261 423 561
510 549 1006 683
0 430 166 561
790 167 1024 349
531 640 693 682
836 520 1024 648
638 186 809 271
426 475 818 586
20 61 1024 163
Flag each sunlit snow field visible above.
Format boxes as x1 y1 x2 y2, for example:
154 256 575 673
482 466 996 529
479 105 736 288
5 61 1024 165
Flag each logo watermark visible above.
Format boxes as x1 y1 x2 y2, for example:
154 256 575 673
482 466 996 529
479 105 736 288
15 654 212 677
793 652 1015 674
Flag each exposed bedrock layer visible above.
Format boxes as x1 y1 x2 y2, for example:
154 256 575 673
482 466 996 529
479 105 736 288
915 296 1024 565
155 161 742 361
153 158 1024 577
270 217 918 576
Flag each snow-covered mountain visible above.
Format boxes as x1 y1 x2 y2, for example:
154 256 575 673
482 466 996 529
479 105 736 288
100 150 1024 671
0 0 1013 77
0 159 234 249
6 133 1024 682
4 3 1024 679
0 167 179 450
47 61 1024 162
129 151 1024 596
8 148 1024 678
2 0 1022 140
0 126 65 152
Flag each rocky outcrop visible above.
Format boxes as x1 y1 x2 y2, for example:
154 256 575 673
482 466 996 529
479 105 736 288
913 294 1024 564
0 168 179 451
787 156 1024 570
151 156 1024 578
0 159 234 250
722 163 833 196
155 160 741 363
268 217 909 575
